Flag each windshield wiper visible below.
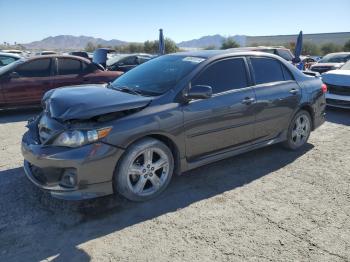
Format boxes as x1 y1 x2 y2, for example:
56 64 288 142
109 84 142 96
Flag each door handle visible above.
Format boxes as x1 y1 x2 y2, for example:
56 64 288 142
241 97 255 105
289 88 298 95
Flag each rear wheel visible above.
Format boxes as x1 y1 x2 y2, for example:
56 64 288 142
283 110 312 150
114 138 174 202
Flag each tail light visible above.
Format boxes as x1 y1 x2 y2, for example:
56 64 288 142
321 83 327 93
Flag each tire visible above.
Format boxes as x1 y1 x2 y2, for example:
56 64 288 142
283 110 312 150
114 138 174 202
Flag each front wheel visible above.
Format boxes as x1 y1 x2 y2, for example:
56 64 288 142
114 138 174 202
283 110 312 150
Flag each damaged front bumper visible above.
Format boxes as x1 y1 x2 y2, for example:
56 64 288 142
21 131 124 200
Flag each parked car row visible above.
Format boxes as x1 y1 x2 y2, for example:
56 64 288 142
0 55 122 108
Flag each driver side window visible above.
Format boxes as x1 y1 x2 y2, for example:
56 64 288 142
192 58 249 94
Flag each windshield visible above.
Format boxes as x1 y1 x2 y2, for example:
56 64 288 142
318 53 350 63
341 61 350 70
0 59 24 75
110 55 205 95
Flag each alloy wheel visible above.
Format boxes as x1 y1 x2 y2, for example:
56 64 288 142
126 147 170 197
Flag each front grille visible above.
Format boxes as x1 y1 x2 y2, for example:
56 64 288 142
327 84 350 96
311 66 332 74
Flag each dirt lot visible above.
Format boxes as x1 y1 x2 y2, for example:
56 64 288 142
0 108 349 262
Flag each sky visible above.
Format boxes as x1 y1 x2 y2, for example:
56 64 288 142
1 0 350 44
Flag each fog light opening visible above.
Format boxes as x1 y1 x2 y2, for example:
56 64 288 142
60 170 77 188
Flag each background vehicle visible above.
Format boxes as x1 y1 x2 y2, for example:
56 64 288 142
310 52 350 74
0 49 25 56
322 60 350 108
300 56 317 70
0 52 21 67
69 51 90 60
106 53 153 72
0 55 123 108
22 51 326 202
35 51 58 56
229 46 295 62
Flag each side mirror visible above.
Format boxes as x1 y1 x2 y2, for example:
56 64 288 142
9 72 20 79
185 85 212 100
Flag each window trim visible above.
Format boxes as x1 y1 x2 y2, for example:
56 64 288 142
190 56 252 96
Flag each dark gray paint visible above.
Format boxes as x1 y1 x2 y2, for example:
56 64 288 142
21 51 326 200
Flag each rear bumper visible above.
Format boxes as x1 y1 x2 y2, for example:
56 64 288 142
326 93 350 109
21 131 124 200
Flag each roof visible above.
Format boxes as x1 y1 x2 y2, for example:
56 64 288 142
170 50 232 59
22 54 91 63
169 49 290 59
0 52 22 58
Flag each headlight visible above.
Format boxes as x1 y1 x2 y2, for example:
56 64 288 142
53 127 112 147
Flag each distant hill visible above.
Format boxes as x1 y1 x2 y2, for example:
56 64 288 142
177 34 246 48
246 32 350 46
21 32 350 51
23 35 128 50
177 32 350 48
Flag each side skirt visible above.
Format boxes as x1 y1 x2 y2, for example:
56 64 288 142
180 130 287 173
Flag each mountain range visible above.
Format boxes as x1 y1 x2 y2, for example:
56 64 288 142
24 35 127 50
22 32 350 50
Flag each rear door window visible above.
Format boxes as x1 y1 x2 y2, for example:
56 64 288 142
15 59 52 77
251 57 285 85
193 58 249 94
57 58 82 75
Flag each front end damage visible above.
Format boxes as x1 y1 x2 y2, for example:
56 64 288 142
21 85 152 200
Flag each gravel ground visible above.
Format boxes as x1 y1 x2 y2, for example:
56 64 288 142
0 108 349 262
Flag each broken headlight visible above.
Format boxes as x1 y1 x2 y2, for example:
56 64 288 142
52 127 112 147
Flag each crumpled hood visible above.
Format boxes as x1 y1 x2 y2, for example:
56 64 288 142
322 70 350 86
42 85 152 121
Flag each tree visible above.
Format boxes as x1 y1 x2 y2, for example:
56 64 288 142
344 40 350 52
220 38 240 49
320 43 341 55
302 42 321 56
85 42 96 52
164 38 179 54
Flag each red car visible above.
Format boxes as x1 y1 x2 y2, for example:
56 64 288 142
0 55 123 109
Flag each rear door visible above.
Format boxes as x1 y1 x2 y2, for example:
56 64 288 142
248 56 301 141
183 57 256 160
51 57 85 89
2 58 53 106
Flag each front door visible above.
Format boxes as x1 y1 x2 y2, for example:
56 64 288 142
183 57 256 161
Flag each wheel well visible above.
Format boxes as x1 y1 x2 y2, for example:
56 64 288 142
147 134 181 175
299 105 314 130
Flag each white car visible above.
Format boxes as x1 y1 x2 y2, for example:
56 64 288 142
310 52 350 74
322 61 350 109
